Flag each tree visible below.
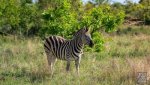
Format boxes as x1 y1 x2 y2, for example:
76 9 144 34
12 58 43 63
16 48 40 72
0 0 20 35
139 0 150 6
19 3 41 36
20 0 32 4
41 1 125 52
0 0 41 36
40 0 78 38
139 0 150 24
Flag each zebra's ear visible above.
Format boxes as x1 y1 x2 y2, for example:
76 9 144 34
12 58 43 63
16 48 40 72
84 27 89 32
85 28 88 33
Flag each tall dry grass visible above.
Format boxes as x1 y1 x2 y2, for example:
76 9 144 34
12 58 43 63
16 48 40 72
0 25 150 85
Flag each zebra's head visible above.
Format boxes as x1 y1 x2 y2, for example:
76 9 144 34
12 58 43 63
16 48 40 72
74 27 94 47
82 27 94 47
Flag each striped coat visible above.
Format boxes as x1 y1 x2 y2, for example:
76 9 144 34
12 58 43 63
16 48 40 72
44 28 93 74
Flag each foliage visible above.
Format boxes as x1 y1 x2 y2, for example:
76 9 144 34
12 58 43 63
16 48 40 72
139 0 150 24
92 32 105 52
122 0 150 24
0 0 20 34
19 3 41 36
41 2 125 52
0 0 125 52
0 0 40 36
40 0 78 38
80 4 125 52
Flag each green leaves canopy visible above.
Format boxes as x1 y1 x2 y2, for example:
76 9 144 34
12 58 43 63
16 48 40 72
41 1 125 52
0 0 125 52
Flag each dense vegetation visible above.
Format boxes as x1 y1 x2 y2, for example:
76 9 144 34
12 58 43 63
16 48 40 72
0 0 149 52
0 0 124 52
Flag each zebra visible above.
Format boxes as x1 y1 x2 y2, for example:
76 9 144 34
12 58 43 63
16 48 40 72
44 27 94 75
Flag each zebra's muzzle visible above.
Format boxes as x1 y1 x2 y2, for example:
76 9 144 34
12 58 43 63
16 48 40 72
89 40 94 47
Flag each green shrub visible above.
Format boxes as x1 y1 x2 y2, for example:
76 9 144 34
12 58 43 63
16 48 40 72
0 0 125 52
41 2 125 52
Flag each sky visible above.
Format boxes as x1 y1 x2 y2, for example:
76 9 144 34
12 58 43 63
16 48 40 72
82 0 140 4
111 0 140 3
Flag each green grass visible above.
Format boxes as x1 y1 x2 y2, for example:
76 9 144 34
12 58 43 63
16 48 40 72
0 25 150 85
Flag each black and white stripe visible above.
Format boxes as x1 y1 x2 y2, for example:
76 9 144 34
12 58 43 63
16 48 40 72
44 27 94 74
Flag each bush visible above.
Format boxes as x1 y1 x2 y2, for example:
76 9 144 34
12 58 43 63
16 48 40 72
41 2 125 52
0 0 125 52
0 0 41 36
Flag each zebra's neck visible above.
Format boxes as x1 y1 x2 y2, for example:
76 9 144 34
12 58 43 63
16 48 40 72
70 36 84 52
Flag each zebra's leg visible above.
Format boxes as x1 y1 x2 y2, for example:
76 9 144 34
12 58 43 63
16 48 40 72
66 61 70 72
50 56 57 75
75 57 81 75
46 52 56 75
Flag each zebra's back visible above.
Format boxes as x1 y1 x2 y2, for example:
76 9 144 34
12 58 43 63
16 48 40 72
44 36 66 59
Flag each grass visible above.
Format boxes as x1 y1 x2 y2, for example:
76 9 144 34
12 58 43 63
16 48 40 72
0 25 150 85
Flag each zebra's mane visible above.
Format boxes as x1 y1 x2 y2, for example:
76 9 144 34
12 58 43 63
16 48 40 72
73 27 88 38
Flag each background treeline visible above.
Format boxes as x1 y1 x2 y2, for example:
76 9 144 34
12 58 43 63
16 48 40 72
0 0 149 52
113 0 150 25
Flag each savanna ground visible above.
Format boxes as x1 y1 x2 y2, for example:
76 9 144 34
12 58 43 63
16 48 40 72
0 25 150 85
